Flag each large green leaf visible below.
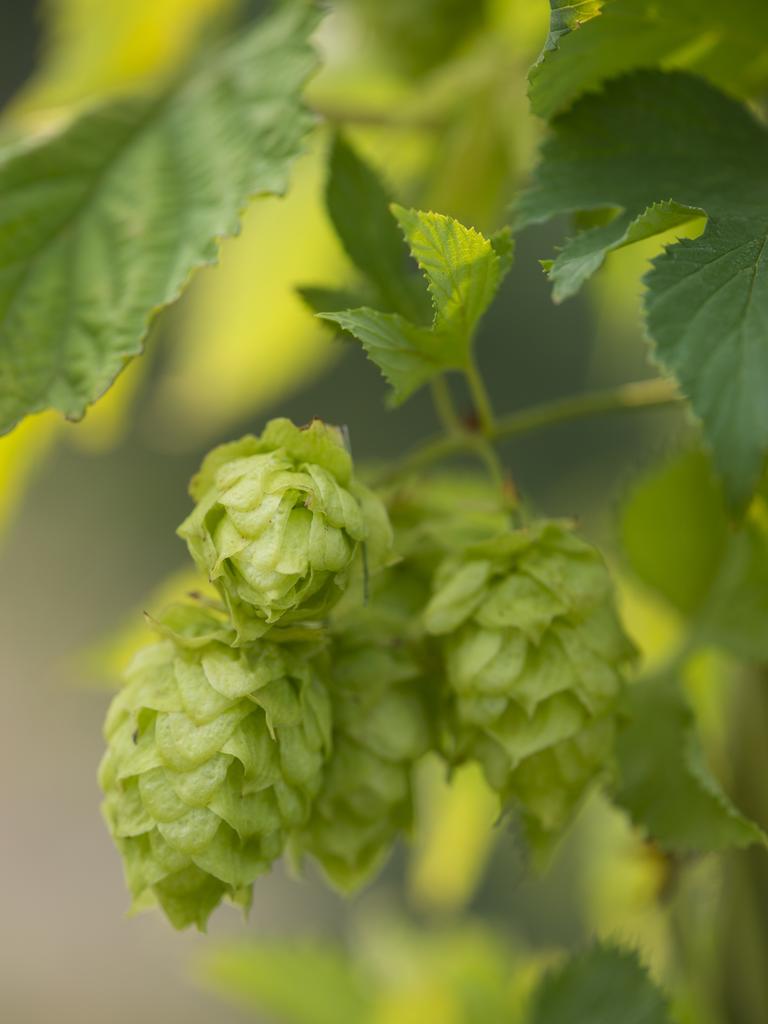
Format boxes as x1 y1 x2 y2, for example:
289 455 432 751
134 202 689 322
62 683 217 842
530 944 671 1024
515 71 768 506
200 941 372 1024
621 451 768 660
613 676 766 853
321 207 512 403
620 450 729 615
701 515 768 662
530 0 768 119
0 2 319 434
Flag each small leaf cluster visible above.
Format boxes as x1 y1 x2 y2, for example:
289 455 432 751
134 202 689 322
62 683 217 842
100 414 634 928
309 133 514 409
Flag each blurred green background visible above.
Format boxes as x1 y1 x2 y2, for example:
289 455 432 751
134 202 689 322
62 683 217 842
0 2 693 1022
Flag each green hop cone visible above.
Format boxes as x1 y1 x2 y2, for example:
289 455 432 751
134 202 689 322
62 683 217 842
301 568 433 889
424 520 635 850
99 606 332 929
178 418 393 640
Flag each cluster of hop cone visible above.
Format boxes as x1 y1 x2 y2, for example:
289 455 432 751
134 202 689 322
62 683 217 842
100 418 634 929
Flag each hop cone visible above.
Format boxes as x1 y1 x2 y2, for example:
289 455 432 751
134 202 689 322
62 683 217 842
424 520 634 847
99 607 331 929
178 418 393 639
301 569 433 889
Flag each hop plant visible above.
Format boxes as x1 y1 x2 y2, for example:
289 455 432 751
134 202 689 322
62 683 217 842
178 418 393 640
99 606 332 929
423 520 635 849
300 569 433 888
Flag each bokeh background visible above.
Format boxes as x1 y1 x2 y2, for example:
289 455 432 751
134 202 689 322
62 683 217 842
0 2 699 1022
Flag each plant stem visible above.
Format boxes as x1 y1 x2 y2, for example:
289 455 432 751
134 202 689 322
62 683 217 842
493 376 680 440
465 355 496 435
469 436 506 492
430 376 462 434
374 377 680 484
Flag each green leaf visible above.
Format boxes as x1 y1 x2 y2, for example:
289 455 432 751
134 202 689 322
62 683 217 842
621 450 729 615
701 514 768 662
324 133 429 322
530 944 671 1024
530 0 768 120
392 205 510 342
297 285 372 318
545 200 702 305
515 71 768 506
0 2 319 434
613 676 766 853
321 208 513 403
199 941 373 1024
621 450 768 659
317 307 439 402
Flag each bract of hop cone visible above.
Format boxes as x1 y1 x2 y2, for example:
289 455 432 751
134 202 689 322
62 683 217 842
177 418 393 641
424 519 636 852
99 604 332 930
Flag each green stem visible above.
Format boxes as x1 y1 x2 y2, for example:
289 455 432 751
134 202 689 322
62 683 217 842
493 377 680 439
469 436 506 492
430 376 462 434
374 377 680 484
465 355 496 436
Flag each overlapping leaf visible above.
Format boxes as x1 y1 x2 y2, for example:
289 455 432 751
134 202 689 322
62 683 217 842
530 944 671 1024
321 206 512 403
0 2 319 434
515 70 768 505
323 133 430 320
530 0 768 119
300 132 430 324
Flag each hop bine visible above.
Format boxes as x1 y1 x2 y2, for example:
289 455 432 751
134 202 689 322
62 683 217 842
99 606 331 929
